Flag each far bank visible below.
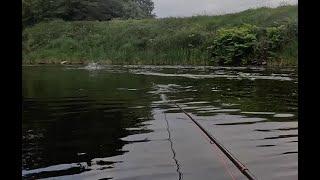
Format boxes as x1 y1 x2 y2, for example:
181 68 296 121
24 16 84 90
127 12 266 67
23 5 297 67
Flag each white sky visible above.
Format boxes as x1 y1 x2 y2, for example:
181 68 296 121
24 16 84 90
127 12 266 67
152 0 298 18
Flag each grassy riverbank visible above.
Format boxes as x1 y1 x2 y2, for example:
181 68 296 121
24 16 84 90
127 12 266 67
22 5 297 66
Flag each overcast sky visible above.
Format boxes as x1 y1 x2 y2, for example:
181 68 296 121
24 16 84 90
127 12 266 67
153 0 298 18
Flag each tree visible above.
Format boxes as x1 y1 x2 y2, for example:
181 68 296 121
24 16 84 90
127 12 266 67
134 0 155 17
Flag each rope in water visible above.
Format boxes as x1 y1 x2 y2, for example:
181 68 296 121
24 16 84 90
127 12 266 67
172 101 257 180
164 112 183 180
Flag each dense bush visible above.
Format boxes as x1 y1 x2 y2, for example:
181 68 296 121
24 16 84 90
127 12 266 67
208 24 258 65
207 21 297 65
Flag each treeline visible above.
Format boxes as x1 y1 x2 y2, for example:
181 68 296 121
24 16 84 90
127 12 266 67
22 0 155 27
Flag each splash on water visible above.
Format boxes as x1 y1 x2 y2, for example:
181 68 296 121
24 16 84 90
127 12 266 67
84 62 104 70
160 94 168 102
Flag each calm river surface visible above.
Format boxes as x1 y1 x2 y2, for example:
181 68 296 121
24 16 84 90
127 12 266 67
22 65 297 180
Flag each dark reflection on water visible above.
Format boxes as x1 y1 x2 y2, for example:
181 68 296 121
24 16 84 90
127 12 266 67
23 97 148 169
22 65 297 180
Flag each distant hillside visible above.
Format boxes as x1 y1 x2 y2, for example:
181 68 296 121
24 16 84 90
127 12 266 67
22 5 297 66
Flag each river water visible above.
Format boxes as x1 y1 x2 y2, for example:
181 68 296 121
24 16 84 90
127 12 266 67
22 65 298 180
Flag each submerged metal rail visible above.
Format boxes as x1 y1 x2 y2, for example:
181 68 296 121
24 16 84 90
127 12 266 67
173 101 257 180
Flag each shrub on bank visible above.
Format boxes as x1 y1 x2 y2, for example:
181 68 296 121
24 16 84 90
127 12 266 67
206 21 297 65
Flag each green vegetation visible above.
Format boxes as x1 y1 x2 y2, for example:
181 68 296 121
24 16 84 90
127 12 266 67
22 5 297 66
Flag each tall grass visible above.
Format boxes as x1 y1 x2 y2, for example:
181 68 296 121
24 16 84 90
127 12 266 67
22 5 297 66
